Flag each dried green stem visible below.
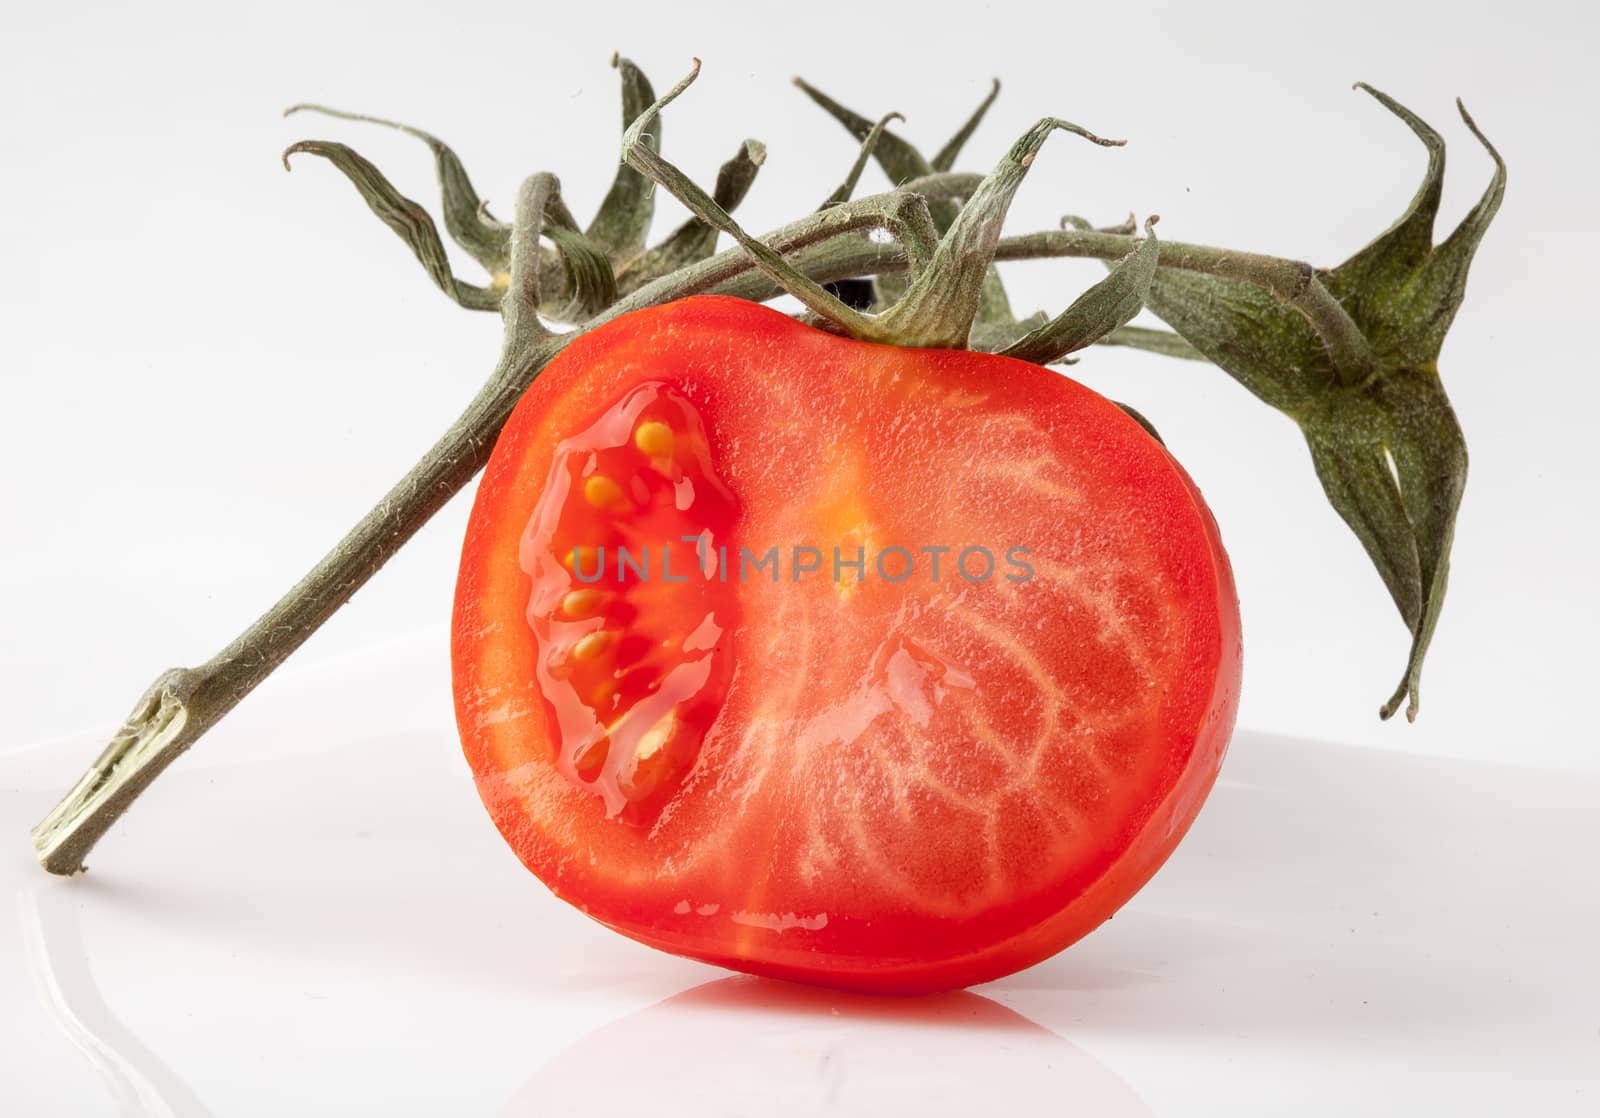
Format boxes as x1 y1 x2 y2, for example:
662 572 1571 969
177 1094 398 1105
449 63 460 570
874 118 1124 348
995 229 1373 381
32 63 1497 874
624 61 881 337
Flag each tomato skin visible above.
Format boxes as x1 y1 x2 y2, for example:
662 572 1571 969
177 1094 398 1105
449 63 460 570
454 295 1241 994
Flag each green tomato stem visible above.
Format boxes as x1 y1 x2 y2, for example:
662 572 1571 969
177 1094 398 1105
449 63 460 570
28 104 1440 875
995 230 1374 384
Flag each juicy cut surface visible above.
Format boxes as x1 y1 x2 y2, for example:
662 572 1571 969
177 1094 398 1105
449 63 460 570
454 296 1240 990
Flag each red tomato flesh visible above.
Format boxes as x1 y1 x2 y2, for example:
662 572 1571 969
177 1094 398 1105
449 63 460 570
453 295 1241 993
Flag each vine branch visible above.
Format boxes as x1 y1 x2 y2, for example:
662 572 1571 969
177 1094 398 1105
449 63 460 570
31 60 1498 873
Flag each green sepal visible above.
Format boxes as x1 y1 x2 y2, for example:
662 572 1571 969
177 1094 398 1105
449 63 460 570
873 117 1123 348
542 223 618 321
281 140 500 311
969 311 1048 353
1322 89 1507 369
283 104 510 272
1145 268 1330 412
1001 217 1158 364
586 55 660 266
1303 369 1466 720
792 77 940 208
794 77 1020 333
1139 89 1502 719
932 80 1001 173
817 112 902 211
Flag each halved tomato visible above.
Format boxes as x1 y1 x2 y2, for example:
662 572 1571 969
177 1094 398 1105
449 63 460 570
453 295 1241 993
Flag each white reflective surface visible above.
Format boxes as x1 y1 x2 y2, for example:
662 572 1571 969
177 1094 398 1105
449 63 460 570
3 629 1596 1115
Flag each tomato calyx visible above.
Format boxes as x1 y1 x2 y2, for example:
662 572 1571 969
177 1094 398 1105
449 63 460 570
622 61 1150 358
1140 89 1503 720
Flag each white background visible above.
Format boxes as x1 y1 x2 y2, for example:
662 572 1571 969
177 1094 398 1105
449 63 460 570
2 0 1596 767
4 2 1599 1114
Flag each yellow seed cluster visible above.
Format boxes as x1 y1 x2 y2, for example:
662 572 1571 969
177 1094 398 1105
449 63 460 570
634 420 674 457
562 589 603 618
584 474 626 509
572 630 614 661
556 414 700 794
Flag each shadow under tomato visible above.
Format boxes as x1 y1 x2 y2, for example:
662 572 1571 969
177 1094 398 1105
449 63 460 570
503 974 1154 1118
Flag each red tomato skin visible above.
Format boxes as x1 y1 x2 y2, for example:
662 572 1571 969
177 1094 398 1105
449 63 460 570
454 295 1242 994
